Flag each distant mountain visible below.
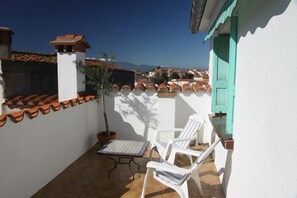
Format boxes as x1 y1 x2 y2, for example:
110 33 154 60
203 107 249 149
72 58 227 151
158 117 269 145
114 61 208 72
114 61 156 72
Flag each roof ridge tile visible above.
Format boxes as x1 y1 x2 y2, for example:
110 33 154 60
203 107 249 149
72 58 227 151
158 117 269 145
0 115 7 127
0 94 97 127
39 104 51 115
50 102 61 111
7 111 25 123
25 107 39 119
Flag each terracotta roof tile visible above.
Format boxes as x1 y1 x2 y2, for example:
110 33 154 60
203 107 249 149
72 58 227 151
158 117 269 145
169 83 181 92
5 94 58 109
157 84 169 93
112 84 121 92
1 94 97 127
121 85 132 91
50 102 61 111
70 99 78 106
134 83 145 92
25 107 39 119
84 95 96 102
144 83 157 91
61 101 70 109
77 97 85 104
50 34 91 48
10 52 126 71
0 115 7 127
182 84 193 92
39 104 51 115
203 83 210 91
0 80 212 128
193 83 203 92
7 111 25 123
11 51 57 63
85 59 118 69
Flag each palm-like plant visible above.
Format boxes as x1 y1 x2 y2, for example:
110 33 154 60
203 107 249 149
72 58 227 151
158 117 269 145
76 53 115 136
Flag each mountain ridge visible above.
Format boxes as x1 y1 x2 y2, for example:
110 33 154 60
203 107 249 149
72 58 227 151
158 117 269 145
114 61 206 72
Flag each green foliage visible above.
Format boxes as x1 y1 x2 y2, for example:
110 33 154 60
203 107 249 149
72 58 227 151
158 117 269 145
76 61 113 98
76 53 115 136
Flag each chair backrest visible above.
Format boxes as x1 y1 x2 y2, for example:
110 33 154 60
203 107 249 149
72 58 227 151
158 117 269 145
176 114 204 148
178 138 221 185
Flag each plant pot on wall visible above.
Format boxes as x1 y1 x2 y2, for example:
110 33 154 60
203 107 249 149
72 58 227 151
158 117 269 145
97 131 117 146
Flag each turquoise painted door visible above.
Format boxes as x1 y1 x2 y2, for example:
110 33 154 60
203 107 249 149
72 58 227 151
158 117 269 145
226 16 238 134
212 35 230 113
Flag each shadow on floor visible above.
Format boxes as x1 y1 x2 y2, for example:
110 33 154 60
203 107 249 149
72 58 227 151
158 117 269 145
32 143 225 198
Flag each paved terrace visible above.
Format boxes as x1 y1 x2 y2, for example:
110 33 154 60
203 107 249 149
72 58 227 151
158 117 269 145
33 143 225 198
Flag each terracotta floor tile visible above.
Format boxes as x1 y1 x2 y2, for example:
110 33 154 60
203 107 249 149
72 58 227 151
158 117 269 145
32 143 225 198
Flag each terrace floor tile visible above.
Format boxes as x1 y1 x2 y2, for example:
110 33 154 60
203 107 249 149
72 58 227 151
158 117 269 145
32 143 225 198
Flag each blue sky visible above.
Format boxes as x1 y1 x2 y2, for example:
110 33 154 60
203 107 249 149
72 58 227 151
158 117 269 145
0 0 209 69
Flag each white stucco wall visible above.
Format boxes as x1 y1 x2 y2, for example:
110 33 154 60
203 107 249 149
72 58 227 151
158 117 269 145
0 101 99 198
101 91 211 144
0 90 211 197
57 52 85 101
218 0 297 197
78 92 212 145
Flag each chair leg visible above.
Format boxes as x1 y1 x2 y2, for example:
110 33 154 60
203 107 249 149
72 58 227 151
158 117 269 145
192 170 203 196
141 168 152 198
187 154 193 165
176 183 189 198
167 150 176 164
149 145 156 160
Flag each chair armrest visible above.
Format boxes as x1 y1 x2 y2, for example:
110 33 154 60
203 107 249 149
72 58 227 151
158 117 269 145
172 147 203 157
156 128 183 133
161 136 197 159
153 128 183 145
146 161 189 175
171 136 197 143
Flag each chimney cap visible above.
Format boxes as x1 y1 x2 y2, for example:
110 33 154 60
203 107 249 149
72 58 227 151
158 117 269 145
0 27 15 35
50 34 90 48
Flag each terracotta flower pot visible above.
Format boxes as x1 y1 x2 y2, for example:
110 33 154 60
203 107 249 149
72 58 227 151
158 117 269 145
97 131 117 146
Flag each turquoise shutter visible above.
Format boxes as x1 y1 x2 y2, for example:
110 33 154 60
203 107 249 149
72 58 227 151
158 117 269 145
226 16 238 134
211 35 230 113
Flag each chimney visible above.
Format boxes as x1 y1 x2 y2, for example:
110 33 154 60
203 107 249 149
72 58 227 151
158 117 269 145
0 27 14 59
50 34 90 102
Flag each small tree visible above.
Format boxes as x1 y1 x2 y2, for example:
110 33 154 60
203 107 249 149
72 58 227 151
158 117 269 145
76 53 115 136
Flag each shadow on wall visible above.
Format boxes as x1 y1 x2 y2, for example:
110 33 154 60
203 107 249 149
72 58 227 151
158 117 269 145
175 93 206 142
238 0 291 40
97 94 141 141
175 93 196 126
116 91 158 141
212 130 233 196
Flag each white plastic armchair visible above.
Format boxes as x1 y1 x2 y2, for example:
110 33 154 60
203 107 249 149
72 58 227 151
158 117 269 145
141 138 221 198
149 114 204 164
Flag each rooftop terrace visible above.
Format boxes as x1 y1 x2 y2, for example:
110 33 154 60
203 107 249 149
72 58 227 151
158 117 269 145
32 143 225 198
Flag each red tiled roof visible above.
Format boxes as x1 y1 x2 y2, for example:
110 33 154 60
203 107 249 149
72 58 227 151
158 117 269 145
5 94 58 109
11 51 57 63
131 81 211 93
50 34 91 48
10 51 122 70
0 93 96 127
85 59 119 70
0 81 211 127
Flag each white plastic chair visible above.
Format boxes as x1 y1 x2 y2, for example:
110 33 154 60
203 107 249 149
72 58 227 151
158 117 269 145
141 138 221 198
149 114 204 164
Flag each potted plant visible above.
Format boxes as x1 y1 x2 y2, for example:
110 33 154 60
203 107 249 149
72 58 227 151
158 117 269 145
76 53 116 146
